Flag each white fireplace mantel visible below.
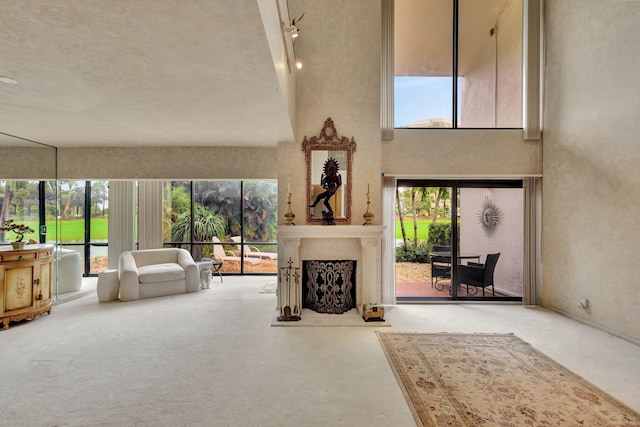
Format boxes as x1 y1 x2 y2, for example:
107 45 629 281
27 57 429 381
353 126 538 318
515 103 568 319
277 225 386 315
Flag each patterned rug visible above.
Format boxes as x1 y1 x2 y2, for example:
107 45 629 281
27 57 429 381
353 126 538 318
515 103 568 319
377 332 640 427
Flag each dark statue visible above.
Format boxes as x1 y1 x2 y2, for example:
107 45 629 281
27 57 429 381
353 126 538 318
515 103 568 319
309 158 341 225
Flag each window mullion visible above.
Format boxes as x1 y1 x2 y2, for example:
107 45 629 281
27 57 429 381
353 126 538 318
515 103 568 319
452 0 459 129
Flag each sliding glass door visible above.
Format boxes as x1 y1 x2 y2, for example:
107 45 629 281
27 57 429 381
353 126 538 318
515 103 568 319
395 180 523 302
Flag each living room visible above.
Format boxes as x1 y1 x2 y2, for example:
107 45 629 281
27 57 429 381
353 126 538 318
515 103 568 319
1 0 639 425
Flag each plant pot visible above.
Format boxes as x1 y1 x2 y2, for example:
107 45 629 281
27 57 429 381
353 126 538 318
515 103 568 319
10 241 25 250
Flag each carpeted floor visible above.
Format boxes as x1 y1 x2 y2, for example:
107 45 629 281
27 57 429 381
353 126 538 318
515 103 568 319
377 332 640 427
2 277 640 426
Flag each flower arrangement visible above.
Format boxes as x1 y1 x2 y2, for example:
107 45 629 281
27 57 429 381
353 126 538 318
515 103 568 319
0 219 35 242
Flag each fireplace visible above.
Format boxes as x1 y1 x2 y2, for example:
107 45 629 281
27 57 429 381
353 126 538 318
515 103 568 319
277 225 385 316
302 260 357 314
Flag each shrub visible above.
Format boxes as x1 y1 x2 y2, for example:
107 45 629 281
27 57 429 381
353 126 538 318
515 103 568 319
427 222 460 251
396 242 431 263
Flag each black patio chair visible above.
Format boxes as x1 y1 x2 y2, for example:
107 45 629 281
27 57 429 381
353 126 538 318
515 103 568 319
432 245 451 253
456 253 500 296
430 254 451 291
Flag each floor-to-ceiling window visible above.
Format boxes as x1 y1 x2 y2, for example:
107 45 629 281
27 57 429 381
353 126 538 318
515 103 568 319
395 179 523 301
162 180 277 275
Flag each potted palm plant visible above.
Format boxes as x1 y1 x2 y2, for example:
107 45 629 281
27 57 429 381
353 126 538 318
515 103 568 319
1 219 35 249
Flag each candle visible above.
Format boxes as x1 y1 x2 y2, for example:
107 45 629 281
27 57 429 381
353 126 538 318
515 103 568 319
367 183 370 195
288 183 291 193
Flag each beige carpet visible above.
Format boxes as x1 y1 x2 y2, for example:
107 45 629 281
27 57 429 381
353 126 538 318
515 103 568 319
377 332 640 427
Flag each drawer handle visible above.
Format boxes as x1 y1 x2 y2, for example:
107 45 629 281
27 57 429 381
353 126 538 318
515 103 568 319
18 255 23 261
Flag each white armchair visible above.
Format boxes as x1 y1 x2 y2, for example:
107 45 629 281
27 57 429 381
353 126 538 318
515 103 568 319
118 248 199 301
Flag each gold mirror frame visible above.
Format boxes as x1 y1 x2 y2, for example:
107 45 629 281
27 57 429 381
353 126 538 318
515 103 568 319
302 117 356 224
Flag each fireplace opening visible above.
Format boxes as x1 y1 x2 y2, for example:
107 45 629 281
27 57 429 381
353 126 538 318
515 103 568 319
302 260 357 314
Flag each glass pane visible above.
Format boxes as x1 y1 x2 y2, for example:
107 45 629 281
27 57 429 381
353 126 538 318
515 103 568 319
89 244 108 274
163 181 192 244
243 180 277 243
193 180 241 271
241 180 278 274
87 181 109 273
395 185 453 298
89 181 109 241
394 0 453 128
58 180 86 245
456 187 524 298
458 0 522 128
0 180 40 243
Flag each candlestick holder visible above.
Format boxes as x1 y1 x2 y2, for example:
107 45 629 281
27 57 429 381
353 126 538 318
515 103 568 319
284 192 296 225
363 187 374 225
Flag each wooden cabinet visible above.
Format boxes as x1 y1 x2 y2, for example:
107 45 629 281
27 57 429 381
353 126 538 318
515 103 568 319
0 244 53 330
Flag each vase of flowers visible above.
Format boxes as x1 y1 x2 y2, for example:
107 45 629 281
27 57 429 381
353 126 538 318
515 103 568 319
1 219 35 250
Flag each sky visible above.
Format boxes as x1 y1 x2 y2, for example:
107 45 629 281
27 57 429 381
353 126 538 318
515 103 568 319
394 76 453 128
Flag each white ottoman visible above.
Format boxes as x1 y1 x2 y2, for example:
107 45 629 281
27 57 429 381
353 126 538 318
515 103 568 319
97 269 120 302
196 260 213 289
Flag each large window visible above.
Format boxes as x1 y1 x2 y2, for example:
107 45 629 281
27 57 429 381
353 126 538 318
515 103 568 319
163 180 277 275
394 0 523 129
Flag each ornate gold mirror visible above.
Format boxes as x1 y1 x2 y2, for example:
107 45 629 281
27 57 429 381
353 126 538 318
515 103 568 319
302 117 356 224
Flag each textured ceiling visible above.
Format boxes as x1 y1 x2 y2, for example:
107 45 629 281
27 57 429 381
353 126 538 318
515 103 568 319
0 0 294 148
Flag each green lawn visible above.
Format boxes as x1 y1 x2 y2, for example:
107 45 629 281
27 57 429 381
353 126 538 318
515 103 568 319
6 218 109 242
395 218 449 241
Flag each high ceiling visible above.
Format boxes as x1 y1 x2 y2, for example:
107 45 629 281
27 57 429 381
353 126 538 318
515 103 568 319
0 0 294 148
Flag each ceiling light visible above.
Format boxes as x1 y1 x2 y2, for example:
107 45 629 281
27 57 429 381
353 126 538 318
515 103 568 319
0 76 17 85
295 61 303 70
285 25 298 38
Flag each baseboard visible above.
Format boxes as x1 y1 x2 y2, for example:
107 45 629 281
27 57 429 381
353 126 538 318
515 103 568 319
545 304 640 347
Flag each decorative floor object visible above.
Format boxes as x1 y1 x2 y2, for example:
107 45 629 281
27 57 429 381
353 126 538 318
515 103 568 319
271 308 390 327
259 282 277 293
376 332 640 427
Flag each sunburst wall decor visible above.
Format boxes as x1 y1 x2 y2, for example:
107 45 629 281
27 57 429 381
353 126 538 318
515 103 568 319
477 196 501 237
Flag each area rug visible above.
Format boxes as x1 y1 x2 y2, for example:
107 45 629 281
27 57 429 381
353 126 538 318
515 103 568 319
377 332 640 427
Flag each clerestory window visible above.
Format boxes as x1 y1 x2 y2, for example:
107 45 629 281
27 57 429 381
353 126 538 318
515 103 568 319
393 0 523 129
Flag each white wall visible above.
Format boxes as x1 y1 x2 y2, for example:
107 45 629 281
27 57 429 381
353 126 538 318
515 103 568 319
543 0 640 341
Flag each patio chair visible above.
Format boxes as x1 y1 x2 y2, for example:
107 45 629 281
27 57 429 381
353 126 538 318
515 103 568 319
230 236 278 260
430 254 451 291
211 237 262 271
432 245 451 253
456 253 500 296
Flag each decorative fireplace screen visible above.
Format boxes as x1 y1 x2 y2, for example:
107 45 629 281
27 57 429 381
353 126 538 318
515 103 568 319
302 260 356 314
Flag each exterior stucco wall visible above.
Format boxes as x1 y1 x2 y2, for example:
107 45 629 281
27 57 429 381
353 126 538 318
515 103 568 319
460 187 524 297
543 0 640 341
461 0 522 128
